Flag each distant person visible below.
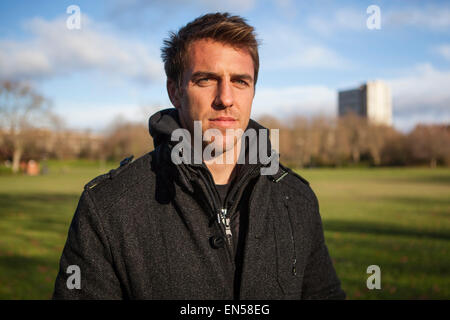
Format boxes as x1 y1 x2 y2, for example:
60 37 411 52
53 12 345 300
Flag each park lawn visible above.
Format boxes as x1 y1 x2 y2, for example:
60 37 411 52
0 163 449 299
0 161 115 299
297 167 450 299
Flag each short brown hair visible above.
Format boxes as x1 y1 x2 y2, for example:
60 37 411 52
161 12 260 88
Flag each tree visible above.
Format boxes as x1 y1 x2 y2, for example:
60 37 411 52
0 81 52 173
338 113 368 164
289 115 311 168
380 127 408 166
366 124 387 166
101 117 153 161
407 124 450 168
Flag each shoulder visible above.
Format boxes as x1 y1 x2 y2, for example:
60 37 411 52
83 152 156 210
268 163 318 207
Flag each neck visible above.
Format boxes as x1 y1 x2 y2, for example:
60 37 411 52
204 139 241 185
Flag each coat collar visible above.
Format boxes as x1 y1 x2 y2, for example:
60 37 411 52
149 108 281 215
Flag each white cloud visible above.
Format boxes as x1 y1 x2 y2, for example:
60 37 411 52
387 63 450 114
393 112 449 133
111 0 256 16
271 0 298 19
55 102 168 131
0 15 164 83
261 26 350 69
53 62 450 133
198 0 256 12
307 8 365 35
386 7 450 30
286 45 349 69
251 63 450 133
307 6 450 35
434 44 450 61
252 85 336 118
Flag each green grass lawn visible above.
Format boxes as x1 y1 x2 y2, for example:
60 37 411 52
297 167 450 299
0 162 449 299
0 160 115 299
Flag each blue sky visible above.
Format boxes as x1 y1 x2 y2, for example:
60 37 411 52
1 0 449 132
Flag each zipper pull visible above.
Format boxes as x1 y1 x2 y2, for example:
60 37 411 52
292 258 297 276
217 211 222 225
221 208 232 246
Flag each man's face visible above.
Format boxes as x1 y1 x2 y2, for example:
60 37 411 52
168 38 255 153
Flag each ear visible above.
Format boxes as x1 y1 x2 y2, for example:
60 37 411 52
167 79 182 109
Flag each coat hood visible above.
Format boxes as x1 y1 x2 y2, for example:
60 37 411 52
148 108 183 149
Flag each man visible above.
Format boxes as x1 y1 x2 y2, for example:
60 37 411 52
53 12 345 300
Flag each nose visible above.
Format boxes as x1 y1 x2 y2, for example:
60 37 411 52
213 80 234 109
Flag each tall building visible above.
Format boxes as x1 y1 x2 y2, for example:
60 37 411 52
338 80 392 126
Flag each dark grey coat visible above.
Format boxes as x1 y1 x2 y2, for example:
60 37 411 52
52 109 345 300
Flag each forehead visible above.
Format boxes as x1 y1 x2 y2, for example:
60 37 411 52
186 39 254 75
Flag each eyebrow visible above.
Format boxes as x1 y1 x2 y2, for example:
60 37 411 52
191 71 254 83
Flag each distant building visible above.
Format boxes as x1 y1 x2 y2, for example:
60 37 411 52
338 80 392 126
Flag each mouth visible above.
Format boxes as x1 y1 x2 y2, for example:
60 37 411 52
208 116 237 128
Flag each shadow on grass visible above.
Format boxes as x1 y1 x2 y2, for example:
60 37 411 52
323 219 450 241
0 193 76 299
0 193 79 234
0 254 53 275
0 253 58 299
383 195 450 207
378 195 450 219
398 173 450 186
0 193 79 208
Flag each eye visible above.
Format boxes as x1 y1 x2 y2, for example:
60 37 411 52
196 78 215 86
233 79 249 87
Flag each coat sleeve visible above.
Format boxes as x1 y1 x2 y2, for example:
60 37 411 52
52 189 123 299
301 190 346 300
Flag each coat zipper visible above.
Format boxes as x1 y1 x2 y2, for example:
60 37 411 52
284 199 297 276
189 162 263 298
196 166 235 264
218 208 232 246
218 163 261 249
